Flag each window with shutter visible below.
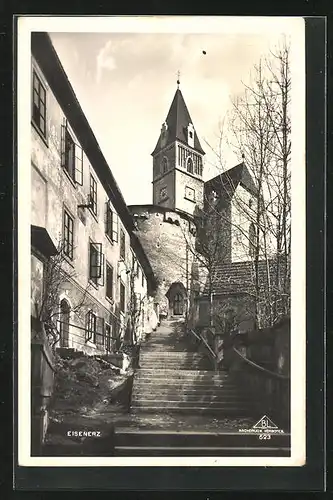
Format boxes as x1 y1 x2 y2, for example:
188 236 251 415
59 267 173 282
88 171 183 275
61 118 83 184
120 229 126 260
89 174 97 215
120 282 125 313
105 323 112 352
32 71 46 137
86 310 96 343
112 210 118 243
89 242 103 285
106 263 114 300
95 316 105 348
105 201 113 239
63 209 74 260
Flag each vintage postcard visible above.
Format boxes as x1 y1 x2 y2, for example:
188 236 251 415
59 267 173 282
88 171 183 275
17 15 306 468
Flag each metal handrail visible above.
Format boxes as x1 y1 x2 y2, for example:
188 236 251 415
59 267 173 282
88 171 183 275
232 346 289 381
189 328 217 359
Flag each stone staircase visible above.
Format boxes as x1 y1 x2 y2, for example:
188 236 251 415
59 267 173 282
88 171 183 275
114 319 291 456
130 321 253 415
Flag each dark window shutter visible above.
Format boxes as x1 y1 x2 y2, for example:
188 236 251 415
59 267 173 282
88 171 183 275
99 252 105 286
60 118 67 168
90 243 103 279
112 211 118 243
85 310 93 342
74 143 83 185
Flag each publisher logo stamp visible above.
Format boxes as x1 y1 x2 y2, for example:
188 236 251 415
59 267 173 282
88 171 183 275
239 415 285 440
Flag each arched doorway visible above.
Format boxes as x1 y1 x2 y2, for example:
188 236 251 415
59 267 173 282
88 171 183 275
173 293 184 316
59 299 70 347
166 282 187 318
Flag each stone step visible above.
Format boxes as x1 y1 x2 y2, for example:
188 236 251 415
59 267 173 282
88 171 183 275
131 400 252 409
132 386 240 395
140 352 206 359
135 368 225 377
131 394 248 403
129 406 256 416
134 377 232 385
133 385 239 394
139 364 211 370
135 375 229 383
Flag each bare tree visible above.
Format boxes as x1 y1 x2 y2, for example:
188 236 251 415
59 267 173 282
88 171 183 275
34 240 93 351
185 38 291 331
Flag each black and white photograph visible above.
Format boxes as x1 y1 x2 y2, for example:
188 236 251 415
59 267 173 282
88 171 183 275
17 16 306 467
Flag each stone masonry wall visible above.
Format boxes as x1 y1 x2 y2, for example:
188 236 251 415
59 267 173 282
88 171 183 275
130 206 196 316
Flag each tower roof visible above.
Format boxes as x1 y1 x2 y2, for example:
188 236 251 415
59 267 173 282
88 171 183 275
152 88 205 155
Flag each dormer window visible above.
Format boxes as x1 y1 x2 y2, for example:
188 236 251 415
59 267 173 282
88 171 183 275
187 123 195 147
160 122 168 148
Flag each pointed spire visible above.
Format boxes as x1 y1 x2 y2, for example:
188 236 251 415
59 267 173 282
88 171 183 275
177 70 180 89
151 86 205 156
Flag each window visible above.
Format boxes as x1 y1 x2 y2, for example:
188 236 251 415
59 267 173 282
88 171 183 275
89 174 97 215
141 270 145 288
120 229 126 260
89 242 104 285
120 282 125 313
187 157 194 173
185 186 195 202
105 201 118 242
106 263 114 301
161 157 168 174
32 71 46 137
86 310 96 343
61 119 83 184
105 323 112 352
189 131 193 138
249 222 256 258
63 209 74 259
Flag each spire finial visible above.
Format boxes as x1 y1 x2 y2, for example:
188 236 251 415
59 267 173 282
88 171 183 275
177 70 180 89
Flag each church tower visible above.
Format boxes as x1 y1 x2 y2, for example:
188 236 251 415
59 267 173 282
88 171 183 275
151 82 205 216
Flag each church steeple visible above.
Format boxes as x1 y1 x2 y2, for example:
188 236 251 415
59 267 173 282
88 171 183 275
152 88 205 156
152 86 205 216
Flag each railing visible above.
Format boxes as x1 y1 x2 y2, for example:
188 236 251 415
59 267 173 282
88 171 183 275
232 347 289 380
188 328 217 362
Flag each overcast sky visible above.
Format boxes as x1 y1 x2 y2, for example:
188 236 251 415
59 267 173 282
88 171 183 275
50 25 294 205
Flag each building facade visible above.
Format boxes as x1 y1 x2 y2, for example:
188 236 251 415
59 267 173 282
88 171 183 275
31 33 156 355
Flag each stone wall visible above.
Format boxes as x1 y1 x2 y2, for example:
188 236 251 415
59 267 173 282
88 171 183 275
174 168 204 216
130 205 196 316
224 317 290 428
